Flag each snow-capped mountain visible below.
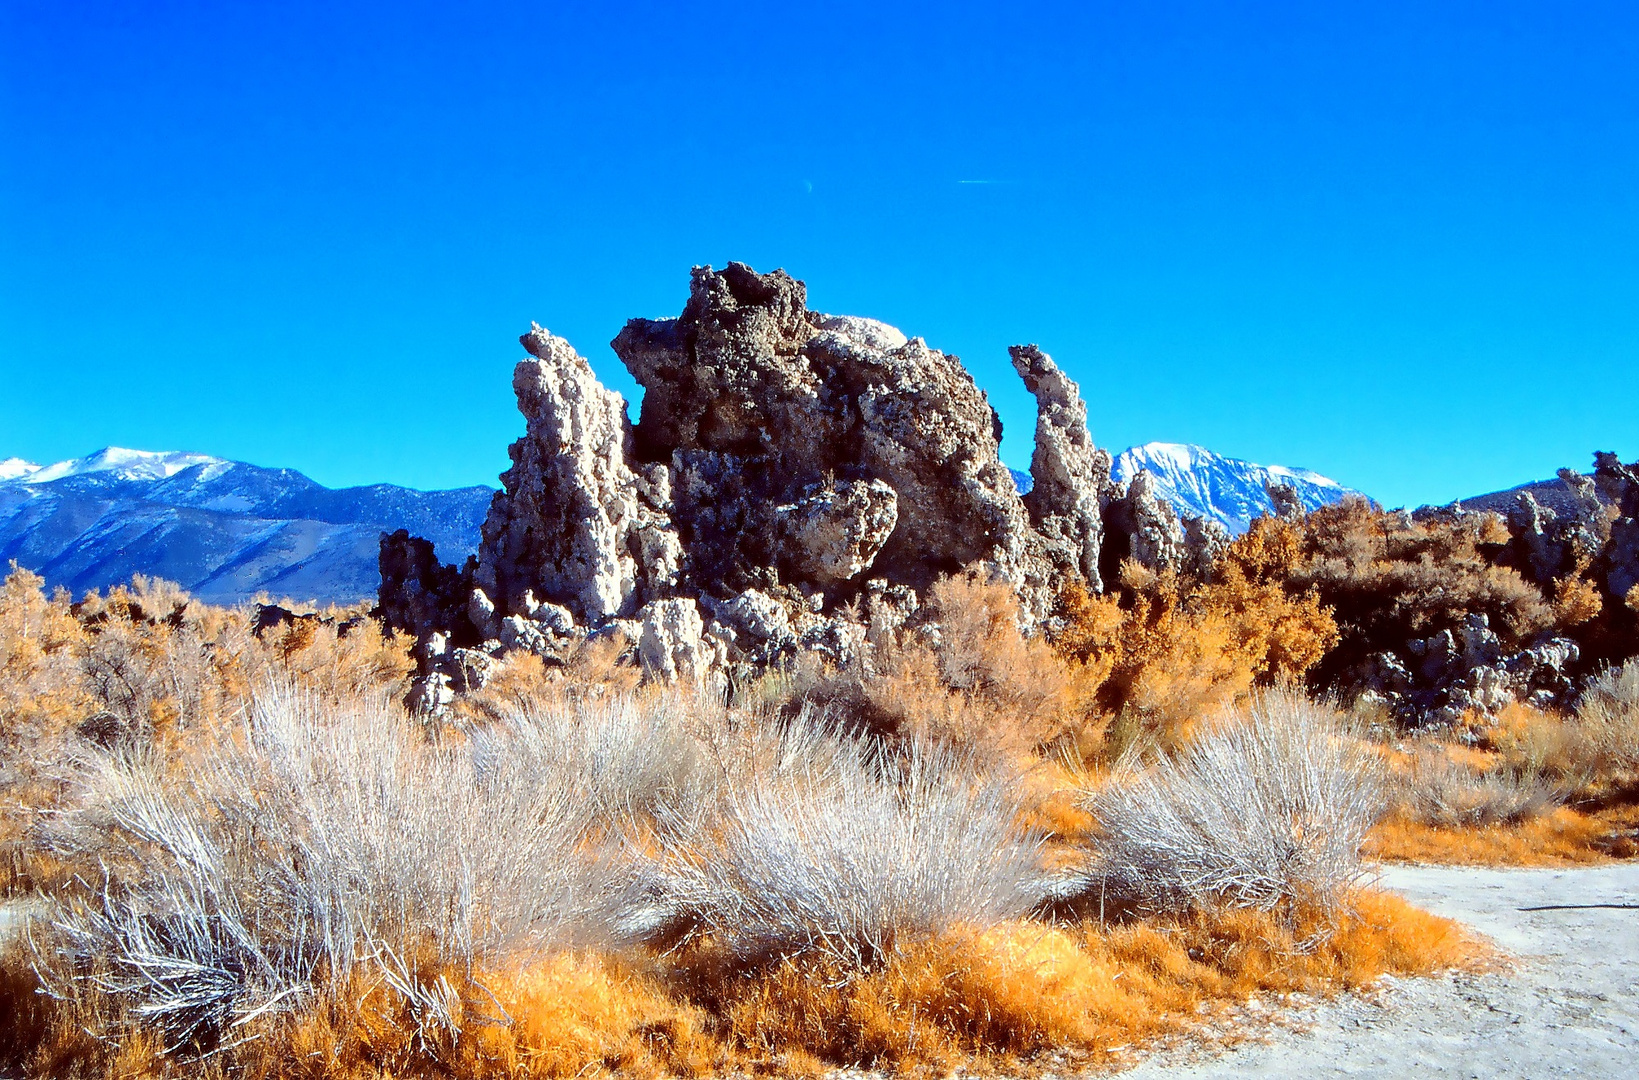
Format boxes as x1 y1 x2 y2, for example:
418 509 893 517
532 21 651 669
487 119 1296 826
1110 442 1356 533
0 458 40 482
0 448 493 605
1010 443 1357 533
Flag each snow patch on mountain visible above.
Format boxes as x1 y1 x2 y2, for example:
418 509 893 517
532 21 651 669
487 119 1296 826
1111 441 1355 534
16 447 230 485
0 459 39 482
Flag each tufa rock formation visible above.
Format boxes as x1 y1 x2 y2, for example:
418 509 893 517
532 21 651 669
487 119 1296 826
378 263 1255 706
1008 344 1111 592
1344 452 1639 725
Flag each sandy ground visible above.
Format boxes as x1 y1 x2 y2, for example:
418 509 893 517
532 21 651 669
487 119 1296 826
1122 863 1639 1079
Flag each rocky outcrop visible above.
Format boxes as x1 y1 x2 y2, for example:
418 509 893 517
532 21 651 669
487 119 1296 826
379 262 1237 704
1264 480 1306 522
378 531 474 641
636 598 714 682
1009 344 1111 592
1506 469 1609 588
774 479 899 587
611 263 1050 613
1102 471 1186 578
1357 614 1581 724
472 323 677 625
1594 452 1639 603
1182 516 1232 581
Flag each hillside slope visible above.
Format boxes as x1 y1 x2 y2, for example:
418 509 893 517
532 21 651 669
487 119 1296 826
0 449 492 604
1111 442 1356 533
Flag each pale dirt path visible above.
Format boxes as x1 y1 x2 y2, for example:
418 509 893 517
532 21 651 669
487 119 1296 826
1120 863 1639 1079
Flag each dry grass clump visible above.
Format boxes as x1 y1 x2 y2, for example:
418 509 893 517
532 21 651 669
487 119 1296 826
0 566 415 898
1565 661 1639 775
791 572 1099 756
1082 688 1384 913
650 724 1047 970
34 685 631 1051
4 886 1481 1080
678 890 1479 1075
491 690 721 822
1394 744 1562 828
1366 670 1639 864
1 935 719 1080
457 635 644 721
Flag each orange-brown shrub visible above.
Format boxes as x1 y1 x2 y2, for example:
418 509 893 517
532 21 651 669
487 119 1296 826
675 892 1478 1075
790 571 1099 755
1052 518 1337 751
457 635 643 724
1284 500 1555 688
1270 498 1637 706
3 890 1479 1080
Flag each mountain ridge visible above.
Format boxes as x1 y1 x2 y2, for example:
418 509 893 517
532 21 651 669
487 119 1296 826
0 448 492 605
4 443 1358 604
1011 441 1358 534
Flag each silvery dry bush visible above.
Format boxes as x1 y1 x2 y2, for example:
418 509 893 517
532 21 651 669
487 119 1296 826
1084 688 1385 913
1575 660 1639 771
487 690 718 821
648 718 1047 971
44 683 632 1045
1397 746 1560 827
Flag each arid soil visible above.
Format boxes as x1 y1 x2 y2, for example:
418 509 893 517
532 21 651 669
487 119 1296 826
1123 863 1639 1078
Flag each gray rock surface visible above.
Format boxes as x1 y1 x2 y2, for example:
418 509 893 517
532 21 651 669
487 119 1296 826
637 597 713 682
1594 452 1639 603
473 323 671 624
1107 470 1187 575
1010 344 1111 592
380 261 1240 690
611 262 1052 615
774 478 899 587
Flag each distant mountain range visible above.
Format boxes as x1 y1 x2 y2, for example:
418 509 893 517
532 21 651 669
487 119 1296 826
1012 441 1358 534
1110 442 1357 533
0 449 491 605
4 443 1357 605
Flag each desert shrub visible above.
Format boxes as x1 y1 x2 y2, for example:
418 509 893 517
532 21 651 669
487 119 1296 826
1279 499 1578 699
1574 660 1639 773
0 565 90 739
41 684 631 1047
652 723 1046 971
1395 745 1561 827
491 689 719 822
1477 673 1639 797
1053 519 1337 751
1083 688 1384 913
688 889 1477 1074
788 571 1097 756
458 635 642 723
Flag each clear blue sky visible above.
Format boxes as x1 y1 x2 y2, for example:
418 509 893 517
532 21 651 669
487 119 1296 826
2 1 1635 508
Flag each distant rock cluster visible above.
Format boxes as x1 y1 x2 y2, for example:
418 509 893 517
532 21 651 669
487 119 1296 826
1350 452 1639 725
380 262 1230 707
